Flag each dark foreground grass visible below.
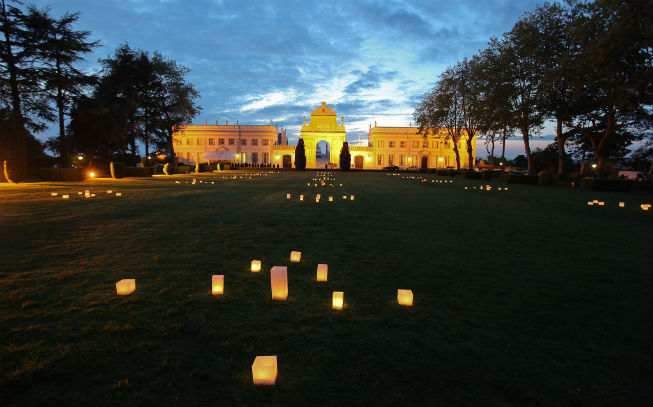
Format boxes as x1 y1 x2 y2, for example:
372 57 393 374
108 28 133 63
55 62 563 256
1 171 651 406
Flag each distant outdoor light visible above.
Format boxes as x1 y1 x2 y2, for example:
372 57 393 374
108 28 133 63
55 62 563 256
328 196 333 202
332 291 344 310
252 356 277 385
270 266 288 300
211 275 224 295
116 279 135 296
317 264 328 282
89 171 96 178
290 251 301 263
408 157 412 161
592 164 597 168
619 202 625 208
275 155 280 160
286 193 291 199
397 289 414 306
78 155 83 160
251 260 261 272
500 162 504 166
299 194 304 201
366 156 371 161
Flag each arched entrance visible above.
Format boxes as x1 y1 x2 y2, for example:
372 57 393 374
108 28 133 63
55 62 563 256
354 155 364 169
316 140 331 168
300 102 346 169
282 155 292 168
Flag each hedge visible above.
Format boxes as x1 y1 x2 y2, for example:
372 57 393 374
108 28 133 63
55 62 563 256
538 170 554 186
503 174 539 184
38 168 86 182
124 167 152 177
580 177 632 192
176 165 191 174
110 162 125 179
463 171 481 179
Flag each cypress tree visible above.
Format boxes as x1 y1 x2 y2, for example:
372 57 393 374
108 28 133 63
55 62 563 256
339 141 351 170
294 138 306 170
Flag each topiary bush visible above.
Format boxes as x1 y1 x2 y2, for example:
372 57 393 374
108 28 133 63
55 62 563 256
110 161 125 179
339 142 351 171
580 177 632 192
3 160 24 183
538 170 554 186
295 138 306 170
38 168 86 181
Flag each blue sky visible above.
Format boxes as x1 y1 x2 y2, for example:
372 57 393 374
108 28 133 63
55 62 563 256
32 0 551 157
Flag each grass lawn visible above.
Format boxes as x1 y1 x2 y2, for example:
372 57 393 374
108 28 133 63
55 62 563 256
1 170 651 406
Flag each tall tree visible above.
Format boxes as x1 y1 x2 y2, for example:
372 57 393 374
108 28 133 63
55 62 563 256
500 22 546 175
474 42 514 167
294 138 306 170
0 0 52 180
414 68 464 170
339 141 351 170
25 6 98 166
567 0 652 175
147 52 200 165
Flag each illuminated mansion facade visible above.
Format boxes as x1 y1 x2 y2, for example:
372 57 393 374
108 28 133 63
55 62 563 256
172 102 476 170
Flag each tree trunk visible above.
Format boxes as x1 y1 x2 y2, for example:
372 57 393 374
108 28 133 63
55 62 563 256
501 127 506 166
452 140 461 170
467 136 474 169
1 1 26 178
521 126 533 174
555 117 566 176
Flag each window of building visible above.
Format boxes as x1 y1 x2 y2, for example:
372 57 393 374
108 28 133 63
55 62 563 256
444 141 450 148
197 138 202 145
186 138 192 145
173 138 181 145
262 139 269 146
218 138 225 145
252 152 258 163
186 152 191 161
400 141 406 148
241 139 247 146
378 140 384 148
400 155 405 165
208 138 215 145
422 141 428 148
263 152 269 164
389 141 395 148
432 141 436 149
252 138 258 146
228 138 235 145
377 154 383 165
388 154 394 165
412 140 419 148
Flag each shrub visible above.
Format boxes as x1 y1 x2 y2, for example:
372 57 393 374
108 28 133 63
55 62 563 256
295 138 306 170
3 160 24 183
580 177 632 192
110 162 125 179
176 165 191 174
481 170 493 180
339 142 351 171
124 167 152 177
38 168 86 181
503 174 539 184
538 170 554 186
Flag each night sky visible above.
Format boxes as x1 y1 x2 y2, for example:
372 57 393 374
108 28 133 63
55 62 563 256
32 0 552 156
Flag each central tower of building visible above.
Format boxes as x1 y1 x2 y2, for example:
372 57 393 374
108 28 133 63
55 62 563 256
300 102 346 169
